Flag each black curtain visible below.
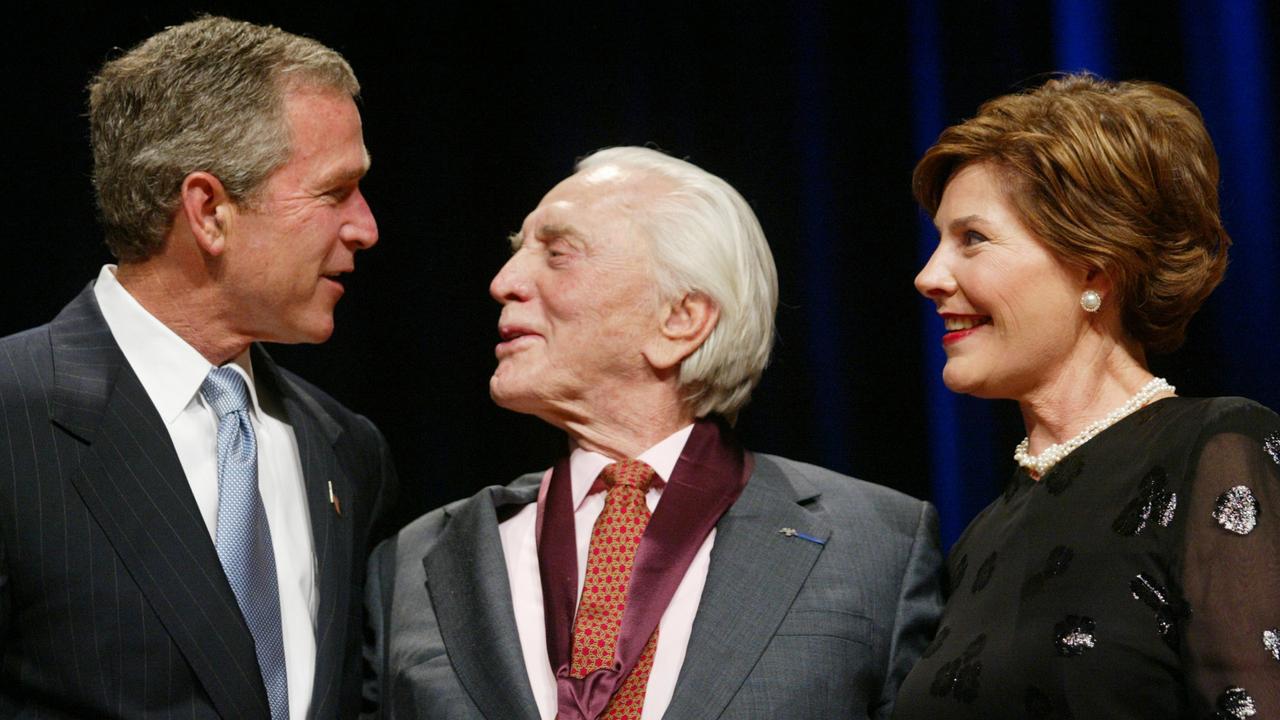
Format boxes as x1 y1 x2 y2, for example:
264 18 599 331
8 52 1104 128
5 1 1276 546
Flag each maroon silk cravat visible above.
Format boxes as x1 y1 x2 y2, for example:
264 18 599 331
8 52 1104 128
539 418 751 720
567 460 658 719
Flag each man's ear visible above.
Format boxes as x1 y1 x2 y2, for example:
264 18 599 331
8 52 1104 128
643 292 720 371
178 172 233 257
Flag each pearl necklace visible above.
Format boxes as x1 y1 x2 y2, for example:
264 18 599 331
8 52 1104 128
1014 377 1174 478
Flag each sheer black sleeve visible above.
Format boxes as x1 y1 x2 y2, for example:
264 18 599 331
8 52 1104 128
1179 400 1280 719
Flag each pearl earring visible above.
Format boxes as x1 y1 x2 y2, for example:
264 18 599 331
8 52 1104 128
1080 290 1102 313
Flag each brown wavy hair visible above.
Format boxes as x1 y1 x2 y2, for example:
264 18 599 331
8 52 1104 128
913 74 1230 353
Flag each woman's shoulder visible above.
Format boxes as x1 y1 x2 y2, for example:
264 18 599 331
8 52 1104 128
1144 396 1280 520
1135 395 1278 441
1124 395 1277 468
1184 395 1277 419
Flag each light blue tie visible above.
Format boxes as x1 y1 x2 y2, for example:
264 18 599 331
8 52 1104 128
202 366 289 720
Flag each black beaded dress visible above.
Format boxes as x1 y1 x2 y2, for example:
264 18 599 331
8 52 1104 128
892 397 1280 719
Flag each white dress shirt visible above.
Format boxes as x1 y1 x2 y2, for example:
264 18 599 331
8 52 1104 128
498 424 715 720
94 265 317 719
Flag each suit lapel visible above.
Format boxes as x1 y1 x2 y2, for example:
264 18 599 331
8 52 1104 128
423 480 542 720
52 288 270 720
664 455 830 720
251 347 352 718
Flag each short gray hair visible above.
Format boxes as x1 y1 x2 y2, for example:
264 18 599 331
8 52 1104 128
88 15 360 262
576 147 779 421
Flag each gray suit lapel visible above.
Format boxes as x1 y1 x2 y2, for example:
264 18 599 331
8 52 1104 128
52 288 271 720
423 480 542 720
664 455 830 720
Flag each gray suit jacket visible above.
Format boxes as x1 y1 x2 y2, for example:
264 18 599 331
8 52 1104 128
364 453 942 719
0 286 397 719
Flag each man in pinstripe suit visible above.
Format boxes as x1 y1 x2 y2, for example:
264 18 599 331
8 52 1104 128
0 17 396 719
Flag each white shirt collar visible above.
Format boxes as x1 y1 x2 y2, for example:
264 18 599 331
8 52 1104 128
93 264 259 423
568 424 695 511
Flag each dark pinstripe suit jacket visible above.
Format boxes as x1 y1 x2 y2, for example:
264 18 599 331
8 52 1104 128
0 286 397 719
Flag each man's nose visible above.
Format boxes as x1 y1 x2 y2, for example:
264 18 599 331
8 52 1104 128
342 189 378 250
490 252 529 303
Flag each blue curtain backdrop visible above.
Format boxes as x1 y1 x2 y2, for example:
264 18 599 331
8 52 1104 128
3 2 1277 542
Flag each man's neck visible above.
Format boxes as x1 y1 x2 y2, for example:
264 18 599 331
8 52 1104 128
555 396 696 461
115 262 250 366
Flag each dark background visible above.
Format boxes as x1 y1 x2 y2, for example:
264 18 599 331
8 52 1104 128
4 1 1276 548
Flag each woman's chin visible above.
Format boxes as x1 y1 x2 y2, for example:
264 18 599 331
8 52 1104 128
940 365 1008 400
940 365 978 395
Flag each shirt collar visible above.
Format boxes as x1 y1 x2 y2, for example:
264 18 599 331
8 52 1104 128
93 264 259 424
567 424 694 511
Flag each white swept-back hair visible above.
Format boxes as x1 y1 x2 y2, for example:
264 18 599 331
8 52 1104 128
575 146 778 422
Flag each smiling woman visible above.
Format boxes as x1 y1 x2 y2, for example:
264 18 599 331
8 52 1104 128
916 162 1090 401
894 74 1280 719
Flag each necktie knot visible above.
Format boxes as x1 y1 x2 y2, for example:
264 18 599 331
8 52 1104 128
202 366 251 419
600 459 656 493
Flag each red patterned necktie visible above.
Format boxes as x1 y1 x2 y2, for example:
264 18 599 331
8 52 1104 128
568 459 659 720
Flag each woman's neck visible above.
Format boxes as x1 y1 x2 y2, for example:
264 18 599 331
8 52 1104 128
1017 340 1163 456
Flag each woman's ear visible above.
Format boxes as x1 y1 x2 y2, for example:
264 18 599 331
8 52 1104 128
1083 266 1114 293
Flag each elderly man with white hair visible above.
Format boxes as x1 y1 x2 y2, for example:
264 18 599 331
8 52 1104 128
362 147 943 720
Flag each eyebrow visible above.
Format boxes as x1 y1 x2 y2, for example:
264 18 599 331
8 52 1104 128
508 222 587 252
538 223 582 241
319 149 372 189
940 214 988 233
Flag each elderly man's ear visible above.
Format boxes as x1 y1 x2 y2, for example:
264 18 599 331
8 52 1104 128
642 292 720 371
178 171 234 257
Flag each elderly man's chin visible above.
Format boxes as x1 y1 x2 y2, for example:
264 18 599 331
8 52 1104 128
489 364 576 427
489 365 535 412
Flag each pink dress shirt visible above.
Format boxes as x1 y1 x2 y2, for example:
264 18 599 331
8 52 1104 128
497 425 712 720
